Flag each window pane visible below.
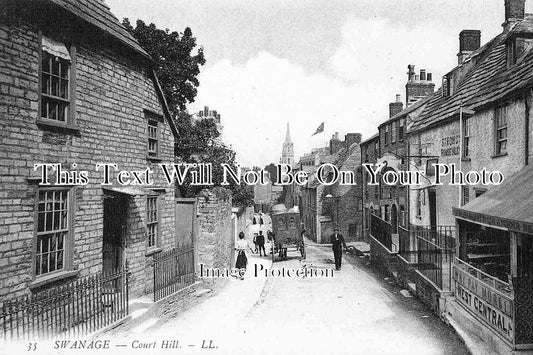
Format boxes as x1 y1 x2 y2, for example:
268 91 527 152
60 60 69 79
42 55 49 73
41 99 48 119
52 57 60 76
60 80 68 99
42 74 50 94
49 102 57 121
41 253 48 274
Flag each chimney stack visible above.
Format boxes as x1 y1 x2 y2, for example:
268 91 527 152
457 30 481 64
345 133 362 147
405 64 435 107
329 132 344 154
389 94 404 118
504 0 526 30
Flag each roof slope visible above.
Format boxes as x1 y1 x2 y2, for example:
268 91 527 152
49 0 149 58
411 16 533 133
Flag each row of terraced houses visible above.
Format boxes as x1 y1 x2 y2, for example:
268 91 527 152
361 0 533 351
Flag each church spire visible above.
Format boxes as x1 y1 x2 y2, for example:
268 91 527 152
285 123 292 143
281 122 294 166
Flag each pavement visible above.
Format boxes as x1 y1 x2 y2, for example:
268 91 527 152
121 238 469 355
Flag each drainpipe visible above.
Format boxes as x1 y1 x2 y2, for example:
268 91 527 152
458 106 463 207
525 93 530 166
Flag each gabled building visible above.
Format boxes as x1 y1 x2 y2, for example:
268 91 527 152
361 70 434 248
301 133 362 243
0 0 180 301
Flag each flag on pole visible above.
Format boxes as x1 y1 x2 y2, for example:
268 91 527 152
312 122 324 136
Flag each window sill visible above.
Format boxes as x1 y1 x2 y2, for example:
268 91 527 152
29 269 79 289
146 156 162 163
145 247 162 257
491 153 508 159
36 118 80 133
461 157 471 162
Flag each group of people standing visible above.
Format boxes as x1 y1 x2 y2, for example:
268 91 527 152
235 227 349 281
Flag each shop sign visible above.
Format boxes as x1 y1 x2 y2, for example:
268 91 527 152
441 134 460 156
454 267 514 343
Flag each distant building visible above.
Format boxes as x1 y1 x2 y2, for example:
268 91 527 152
197 106 224 144
301 133 362 243
280 123 294 166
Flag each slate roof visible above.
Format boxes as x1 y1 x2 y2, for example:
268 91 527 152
410 15 533 133
379 94 432 129
360 133 379 146
49 0 150 59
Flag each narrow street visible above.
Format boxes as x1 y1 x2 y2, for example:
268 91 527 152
140 240 469 355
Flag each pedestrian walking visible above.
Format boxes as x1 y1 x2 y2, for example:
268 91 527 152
235 232 254 279
257 231 266 256
253 233 258 254
330 228 347 271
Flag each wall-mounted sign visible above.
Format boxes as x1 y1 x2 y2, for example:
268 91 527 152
453 266 514 344
441 134 460 156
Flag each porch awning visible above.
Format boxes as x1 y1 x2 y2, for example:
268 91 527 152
453 164 533 235
42 36 71 61
102 186 157 197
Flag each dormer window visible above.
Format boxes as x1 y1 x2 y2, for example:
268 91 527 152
442 75 451 97
507 36 533 67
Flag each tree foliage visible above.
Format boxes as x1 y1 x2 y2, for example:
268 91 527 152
124 19 253 209
176 113 254 209
123 19 205 113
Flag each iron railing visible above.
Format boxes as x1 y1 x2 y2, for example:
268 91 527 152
410 225 456 250
416 236 447 290
0 268 129 341
153 244 195 302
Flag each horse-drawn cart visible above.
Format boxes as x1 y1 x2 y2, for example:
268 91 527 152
270 211 305 262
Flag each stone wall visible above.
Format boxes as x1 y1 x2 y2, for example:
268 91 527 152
196 188 234 277
368 235 398 277
332 144 363 241
0 17 175 298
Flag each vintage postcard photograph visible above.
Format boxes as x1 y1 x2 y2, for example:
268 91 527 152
1 0 533 354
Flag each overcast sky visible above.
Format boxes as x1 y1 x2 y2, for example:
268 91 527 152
106 0 530 167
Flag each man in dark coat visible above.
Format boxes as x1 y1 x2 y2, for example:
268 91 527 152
330 228 347 270
256 231 266 256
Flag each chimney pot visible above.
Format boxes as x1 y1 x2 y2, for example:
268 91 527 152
407 64 416 81
396 94 401 102
427 73 433 81
420 69 427 81
415 74 420 81
389 94 404 117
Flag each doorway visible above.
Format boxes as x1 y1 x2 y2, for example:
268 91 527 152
391 204 398 233
176 198 196 247
103 192 128 275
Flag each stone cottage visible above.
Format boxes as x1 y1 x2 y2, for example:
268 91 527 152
0 0 180 299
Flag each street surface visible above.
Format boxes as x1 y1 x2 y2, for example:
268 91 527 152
143 239 469 355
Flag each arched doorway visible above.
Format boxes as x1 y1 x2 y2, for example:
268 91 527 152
391 204 398 233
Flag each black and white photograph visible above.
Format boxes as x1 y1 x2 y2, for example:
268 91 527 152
1 0 533 354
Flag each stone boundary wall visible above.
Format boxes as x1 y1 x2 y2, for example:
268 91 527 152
196 188 234 280
368 234 398 277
